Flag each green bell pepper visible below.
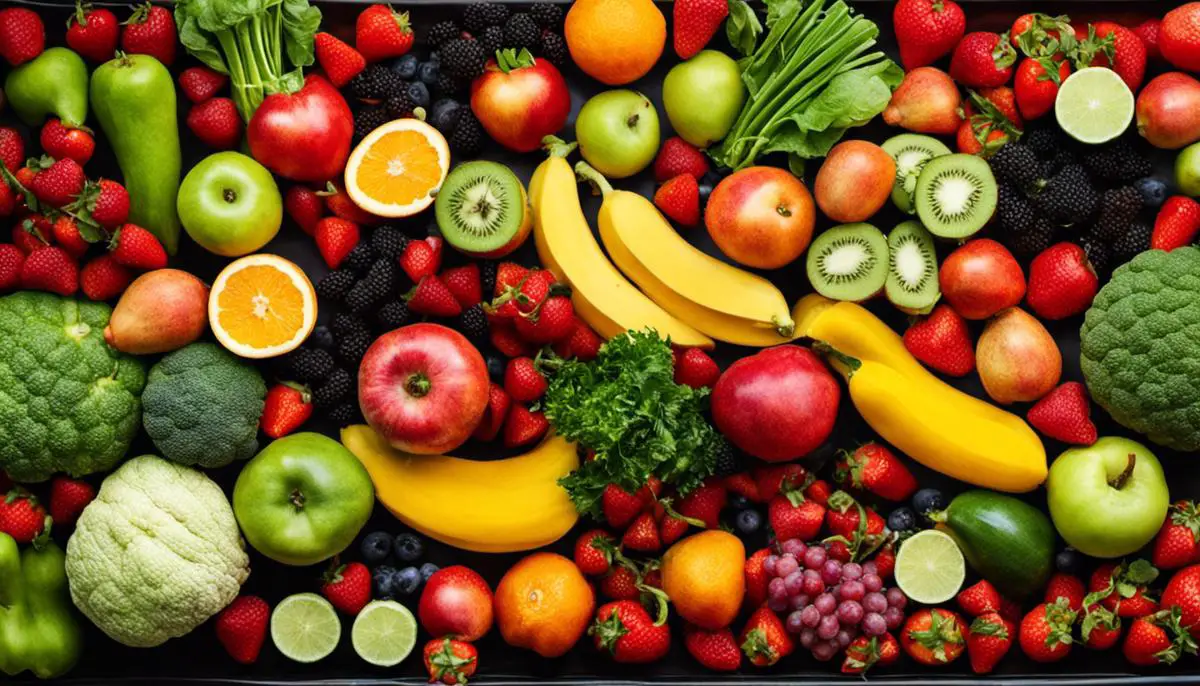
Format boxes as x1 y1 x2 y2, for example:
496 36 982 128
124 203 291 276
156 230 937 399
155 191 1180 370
0 533 82 679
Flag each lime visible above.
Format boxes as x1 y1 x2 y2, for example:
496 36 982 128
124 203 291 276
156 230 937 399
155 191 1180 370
1055 67 1134 144
894 529 966 605
351 600 418 667
271 593 341 663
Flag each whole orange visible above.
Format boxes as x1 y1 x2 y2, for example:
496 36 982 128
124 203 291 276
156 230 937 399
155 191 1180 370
495 552 595 657
565 0 666 85
662 530 746 630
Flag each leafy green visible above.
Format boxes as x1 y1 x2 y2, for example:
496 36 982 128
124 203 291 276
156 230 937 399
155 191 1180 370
544 330 723 519
726 0 762 57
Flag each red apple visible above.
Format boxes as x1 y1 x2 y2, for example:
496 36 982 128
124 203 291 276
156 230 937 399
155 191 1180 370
977 307 1062 404
470 50 571 153
247 74 354 183
711 346 839 462
1136 72 1200 149
939 239 1026 320
418 565 494 641
358 323 489 454
814 140 896 222
705 166 815 270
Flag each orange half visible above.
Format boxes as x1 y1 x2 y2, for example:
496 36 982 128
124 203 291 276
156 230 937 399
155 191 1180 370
209 254 317 359
344 118 450 218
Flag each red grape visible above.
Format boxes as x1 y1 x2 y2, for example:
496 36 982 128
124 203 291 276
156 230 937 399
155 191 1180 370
803 546 827 569
837 600 863 625
863 612 888 637
839 579 866 601
776 554 800 578
886 587 907 609
786 610 805 633
821 559 843 584
842 562 863 580
801 605 821 628
862 573 883 593
817 615 839 640
799 628 816 648
863 591 888 614
814 592 837 615
780 539 807 557
884 606 905 630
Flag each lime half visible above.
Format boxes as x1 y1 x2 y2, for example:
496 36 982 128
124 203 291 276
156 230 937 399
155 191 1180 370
894 529 966 605
1055 67 1134 144
352 600 418 667
271 593 342 663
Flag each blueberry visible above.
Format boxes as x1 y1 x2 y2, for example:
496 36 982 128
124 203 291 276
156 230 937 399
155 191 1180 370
729 494 750 512
418 61 440 85
429 98 462 135
886 506 917 533
486 353 506 382
1135 177 1168 208
1055 547 1083 575
420 562 440 582
392 54 420 80
395 566 423 595
735 509 762 535
360 531 393 564
372 565 399 599
407 81 431 109
912 488 946 517
309 325 335 350
698 183 713 205
394 533 424 563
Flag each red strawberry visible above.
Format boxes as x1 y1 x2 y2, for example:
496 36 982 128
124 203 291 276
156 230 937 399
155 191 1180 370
1000 595 1023 624
552 317 602 361
957 579 1003 617
321 182 382 225
109 224 167 270
0 8 44 66
978 86 1022 129
1026 242 1098 320
80 254 132 301
902 608 967 665
215 596 270 665
356 4 414 63
1155 501 1200 570
315 32 366 88
843 632 901 674
832 442 917 502
574 529 618 576
398 235 442 282
744 548 770 608
67 5 118 63
52 216 90 258
21 246 78 295
1123 608 1197 665
504 403 548 448
0 490 48 543
600 563 641 600
490 322 533 358
472 382 511 442
178 66 228 103
284 185 324 236
684 623 741 671
1045 573 1087 612
967 613 1012 674
504 356 547 403
654 174 700 227
1077 21 1146 91
956 119 1009 156
653 137 709 182
423 638 477 685
507 268 556 315
825 491 886 546
767 495 825 542
405 275 462 317
658 508 690 546
1014 57 1071 121
1010 12 1072 56
903 304 975 376
74 179 130 230
754 463 809 502
321 561 371 615
1026 382 1098 445
0 244 25 292
950 32 1017 88
1081 604 1123 651
441 264 482 307
29 157 86 208
188 98 243 150
892 0 966 69
1161 564 1200 638
260 383 313 439
1161 4 1200 71
13 216 51 253
673 347 719 388
1152 196 1200 250
673 0 728 60
48 476 96 525
622 511 662 553
724 472 763 503
603 484 646 529
0 185 13 219
514 294 575 343
873 542 896 580
0 127 24 174
675 479 726 529
40 118 95 165
1090 559 1160 618
1131 18 1162 62
739 604 794 667
121 2 176 65
592 599 671 664
493 261 529 296
315 217 361 269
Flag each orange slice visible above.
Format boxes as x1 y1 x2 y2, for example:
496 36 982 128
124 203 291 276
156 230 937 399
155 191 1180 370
344 118 450 218
209 254 317 359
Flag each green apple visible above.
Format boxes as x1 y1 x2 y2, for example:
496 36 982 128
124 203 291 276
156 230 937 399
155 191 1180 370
663 50 746 148
177 151 282 257
1177 142 1200 196
1046 436 1169 559
575 90 659 179
233 432 374 566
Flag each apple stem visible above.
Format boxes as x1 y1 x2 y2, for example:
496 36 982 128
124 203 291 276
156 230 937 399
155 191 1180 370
405 372 432 398
776 203 792 218
1109 453 1137 490
289 488 305 511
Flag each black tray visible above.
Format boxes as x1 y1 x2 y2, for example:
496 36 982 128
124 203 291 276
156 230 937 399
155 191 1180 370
7 1 1197 684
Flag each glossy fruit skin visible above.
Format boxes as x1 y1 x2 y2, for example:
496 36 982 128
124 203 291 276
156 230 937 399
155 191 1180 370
814 141 896 222
495 552 594 657
883 67 963 135
470 57 570 153
1162 565 1200 637
419 565 495 642
1136 72 1200 149
705 166 815 269
564 0 665 86
1161 3 1200 71
661 51 745 148
176 151 283 257
576 90 660 179
935 490 1055 599
939 239 1026 320
247 74 353 183
104 269 208 355
977 308 1062 405
661 530 745 630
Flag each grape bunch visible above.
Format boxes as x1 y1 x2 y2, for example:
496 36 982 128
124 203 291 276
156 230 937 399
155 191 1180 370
763 539 908 662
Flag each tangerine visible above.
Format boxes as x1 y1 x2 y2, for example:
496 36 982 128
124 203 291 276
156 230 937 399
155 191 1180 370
565 0 666 86
495 552 595 658
662 530 745 630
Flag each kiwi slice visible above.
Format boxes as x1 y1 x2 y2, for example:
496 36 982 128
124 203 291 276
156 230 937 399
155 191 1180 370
885 221 940 314
881 134 952 214
805 223 889 303
914 153 998 239
435 160 527 255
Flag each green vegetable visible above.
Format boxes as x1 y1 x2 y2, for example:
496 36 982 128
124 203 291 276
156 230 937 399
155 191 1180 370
174 0 322 121
91 54 183 254
3 48 88 128
709 0 902 171
0 534 82 679
0 292 145 483
1082 247 1200 451
142 342 266 469
65 455 250 648
544 329 723 518
725 0 762 57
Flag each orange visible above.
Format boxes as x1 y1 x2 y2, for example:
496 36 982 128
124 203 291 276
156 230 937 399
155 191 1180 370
209 254 317 359
495 552 594 658
662 530 745 630
565 0 665 85
344 119 450 218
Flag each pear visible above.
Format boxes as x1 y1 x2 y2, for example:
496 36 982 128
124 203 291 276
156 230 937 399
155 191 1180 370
104 269 209 355
4 48 88 127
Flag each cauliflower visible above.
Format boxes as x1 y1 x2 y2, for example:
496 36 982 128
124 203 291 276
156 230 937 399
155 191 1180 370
65 455 250 648
0 292 145 482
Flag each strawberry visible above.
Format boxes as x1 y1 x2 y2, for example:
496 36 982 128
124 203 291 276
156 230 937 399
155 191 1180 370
592 599 671 664
441 264 482 307
48 476 96 525
0 244 25 292
600 563 641 600
892 0 966 70
0 8 44 66
673 0 728 60
675 479 726 529
873 542 896 580
1131 18 1162 62
1014 56 1070 121
1081 603 1123 651
398 236 442 282
356 4 414 63
1010 13 1073 57
0 185 14 220
490 323 533 358
67 4 118 63
13 216 51 253
1161 564 1200 638
187 98 243 149
0 128 24 174
321 183 382 224
684 623 741 671
574 529 618 576
493 261 529 296
604 484 647 529
1090 559 1160 618
658 508 690 546
423 638 477 685
1027 382 1098 445
80 254 132 301
825 490 886 551
832 442 917 502
52 216 90 258
72 179 130 230
21 246 78 296
178 66 228 103
902 608 967 665
739 604 794 667
514 294 575 343
508 268 556 315
215 596 270 665
956 119 1009 156
284 185 324 236
504 356 547 403
0 490 48 543
1076 21 1146 91
315 32 366 88
315 217 360 269
903 304 974 376
967 612 1012 674
121 2 176 66
504 403 548 448
1152 196 1200 251
1045 572 1087 612
744 548 770 607
957 579 1003 617
842 632 900 674
724 472 762 503
1123 608 1198 666
109 224 167 270
1026 242 1098 320
1155 501 1200 570
805 478 832 506
321 561 371 615
406 275 462 317
754 463 809 502
40 118 95 165
29 157 86 208
950 32 1017 88
623 512 662 552
654 174 700 227
552 317 602 361
653 137 709 182
1000 596 1023 624
260 383 313 439
472 382 511 442
767 495 825 542
671 347 720 389
978 86 1022 129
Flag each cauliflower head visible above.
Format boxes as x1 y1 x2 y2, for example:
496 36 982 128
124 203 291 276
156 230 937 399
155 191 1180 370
0 292 145 482
65 455 250 648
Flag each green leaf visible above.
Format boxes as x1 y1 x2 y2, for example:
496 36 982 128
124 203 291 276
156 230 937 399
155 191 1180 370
175 9 229 74
726 0 762 57
280 0 320 68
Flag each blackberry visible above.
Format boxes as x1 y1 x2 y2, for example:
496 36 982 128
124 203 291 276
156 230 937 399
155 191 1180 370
504 13 540 51
1093 186 1144 241
376 300 412 330
309 325 335 350
1078 233 1112 275
337 328 373 366
1006 216 1057 257
1034 164 1098 225
989 142 1043 191
351 64 405 101
427 20 461 49
1111 221 1153 264
463 2 509 33
530 3 564 29
313 367 353 409
429 98 463 135
328 402 361 427
441 38 488 81
406 81 430 109
435 73 462 98
346 260 399 314
1082 138 1153 183
371 225 409 259
996 183 1036 237
331 312 370 338
455 304 488 344
354 106 390 141
478 26 504 58
343 243 377 274
1025 127 1063 158
480 260 497 295
385 90 417 119
1050 147 1077 173
317 269 357 301
712 440 741 477
539 31 568 67
290 347 336 384
449 109 484 156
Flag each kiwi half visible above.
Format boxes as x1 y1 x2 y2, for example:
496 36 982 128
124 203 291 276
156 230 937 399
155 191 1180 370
436 160 530 256
914 153 998 239
881 134 952 214
885 221 940 314
805 223 889 303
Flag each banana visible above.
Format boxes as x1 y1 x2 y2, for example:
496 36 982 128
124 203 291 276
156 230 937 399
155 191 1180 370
341 425 581 553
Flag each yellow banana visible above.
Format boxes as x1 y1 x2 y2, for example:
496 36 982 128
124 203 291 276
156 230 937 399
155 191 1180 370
341 425 580 553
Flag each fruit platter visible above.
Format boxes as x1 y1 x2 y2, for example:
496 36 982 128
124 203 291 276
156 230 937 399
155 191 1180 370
11 0 1200 682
